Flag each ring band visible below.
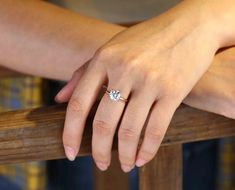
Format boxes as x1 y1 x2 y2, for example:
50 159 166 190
103 86 128 103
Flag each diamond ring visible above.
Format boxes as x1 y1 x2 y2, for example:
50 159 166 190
104 88 128 103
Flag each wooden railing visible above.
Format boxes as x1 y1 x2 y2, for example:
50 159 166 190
0 66 23 78
0 103 235 189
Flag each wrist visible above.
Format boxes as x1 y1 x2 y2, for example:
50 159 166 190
193 0 235 47
178 0 224 50
149 0 222 53
168 0 235 50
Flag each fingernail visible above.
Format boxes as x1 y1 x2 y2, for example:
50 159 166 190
135 158 146 167
121 164 132 173
96 162 108 171
54 90 64 102
65 146 76 161
54 95 60 103
55 83 69 102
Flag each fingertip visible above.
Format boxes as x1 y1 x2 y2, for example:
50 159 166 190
135 158 147 167
64 146 77 161
54 93 67 103
55 84 71 103
55 86 66 101
121 164 132 173
96 162 109 171
54 94 63 103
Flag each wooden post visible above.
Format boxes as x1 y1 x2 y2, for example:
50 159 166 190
94 150 129 190
139 144 182 190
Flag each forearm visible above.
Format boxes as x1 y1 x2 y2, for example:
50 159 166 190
182 0 235 47
184 46 235 118
0 0 125 81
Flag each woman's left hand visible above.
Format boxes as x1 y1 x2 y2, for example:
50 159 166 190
56 0 227 172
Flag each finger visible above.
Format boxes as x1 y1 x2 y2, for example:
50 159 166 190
92 81 131 171
55 64 88 103
63 63 105 161
118 89 155 172
135 98 178 167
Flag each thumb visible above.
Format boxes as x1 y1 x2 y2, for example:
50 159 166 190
55 63 88 103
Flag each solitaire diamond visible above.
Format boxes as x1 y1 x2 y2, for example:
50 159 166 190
109 90 121 101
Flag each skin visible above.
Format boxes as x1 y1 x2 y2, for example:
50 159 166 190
0 0 235 172
57 0 235 172
185 46 235 119
0 0 125 81
57 46 235 120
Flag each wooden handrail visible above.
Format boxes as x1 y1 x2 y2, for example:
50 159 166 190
0 66 23 78
0 103 234 164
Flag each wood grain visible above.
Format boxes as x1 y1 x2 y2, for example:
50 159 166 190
0 103 234 164
139 145 182 190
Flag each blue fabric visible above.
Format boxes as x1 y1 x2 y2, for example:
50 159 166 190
48 156 94 190
129 167 139 190
0 176 21 190
183 140 219 190
48 141 218 190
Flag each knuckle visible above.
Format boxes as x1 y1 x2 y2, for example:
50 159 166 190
94 157 109 166
119 154 135 165
95 45 118 61
93 151 109 162
162 79 184 100
68 98 84 114
109 54 140 75
141 71 159 89
161 79 175 93
139 149 156 161
120 55 140 71
93 120 113 136
118 127 139 141
145 127 163 142
145 71 157 82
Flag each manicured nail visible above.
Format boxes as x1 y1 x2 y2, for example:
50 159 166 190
121 164 132 173
54 90 64 102
96 162 108 171
65 146 76 161
135 158 146 167
55 83 69 102
54 96 60 103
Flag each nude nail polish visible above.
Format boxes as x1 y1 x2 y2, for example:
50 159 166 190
121 164 132 173
96 162 108 171
65 146 76 161
135 158 146 167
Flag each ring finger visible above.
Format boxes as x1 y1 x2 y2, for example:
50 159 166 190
92 79 131 171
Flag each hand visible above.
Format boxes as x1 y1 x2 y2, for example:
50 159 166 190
56 1 224 172
57 47 235 121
